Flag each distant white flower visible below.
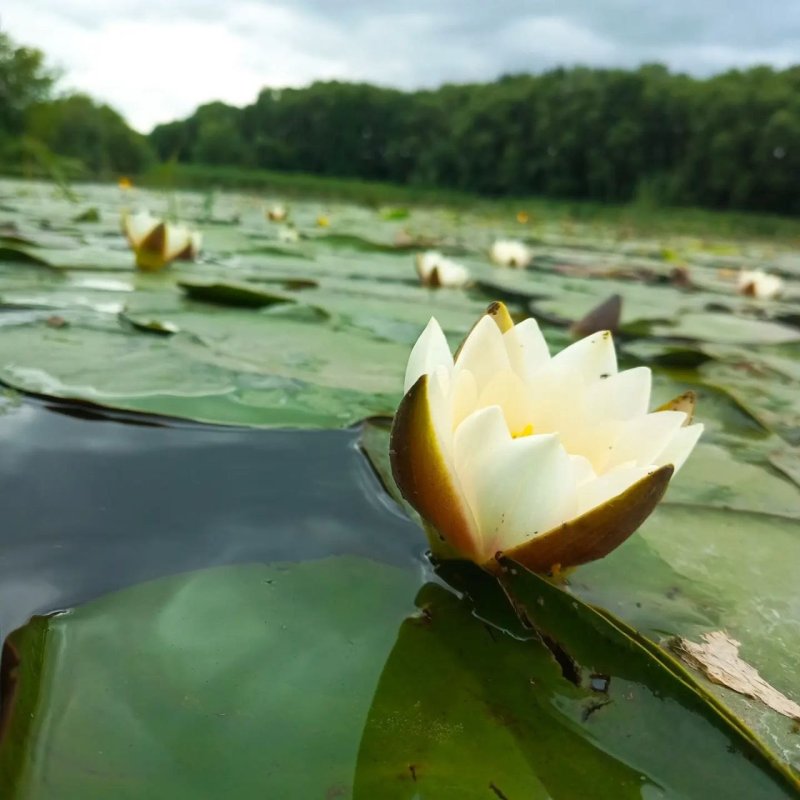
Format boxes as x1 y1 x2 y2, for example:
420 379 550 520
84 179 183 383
737 270 784 300
278 225 300 243
122 211 201 272
391 302 703 573
415 251 470 288
267 204 288 222
490 239 532 268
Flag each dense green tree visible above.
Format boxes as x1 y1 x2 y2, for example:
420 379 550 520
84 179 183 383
191 102 245 165
26 94 153 174
150 63 799 213
2 28 799 213
1 32 151 175
0 32 55 138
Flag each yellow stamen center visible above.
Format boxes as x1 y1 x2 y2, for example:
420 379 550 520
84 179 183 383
513 423 534 439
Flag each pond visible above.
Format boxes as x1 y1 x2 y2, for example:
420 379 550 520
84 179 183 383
0 178 798 798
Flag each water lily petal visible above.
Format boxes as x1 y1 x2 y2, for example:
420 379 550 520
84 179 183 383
565 420 625 475
569 454 597 486
415 252 468 288
588 366 652 421
415 251 442 281
135 223 169 271
550 329 618 381
653 423 705 473
491 465 674 574
477 369 536 436
450 367 478 430
657 390 696 423
165 225 193 261
453 406 577 558
404 318 453 393
604 410 687 471
577 464 651 516
490 240 531 268
437 259 470 288
124 211 157 248
525 364 586 437
485 301 514 333
504 318 550 382
416 252 441 285
454 315 511 392
391 374 479 559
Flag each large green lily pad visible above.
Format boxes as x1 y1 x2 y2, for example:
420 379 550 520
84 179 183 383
3 553 797 800
354 568 798 799
0 557 419 798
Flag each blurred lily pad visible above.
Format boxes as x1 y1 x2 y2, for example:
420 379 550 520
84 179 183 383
178 278 294 308
652 312 800 345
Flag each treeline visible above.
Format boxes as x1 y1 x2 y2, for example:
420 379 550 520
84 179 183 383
2 30 799 214
152 66 800 214
0 32 151 177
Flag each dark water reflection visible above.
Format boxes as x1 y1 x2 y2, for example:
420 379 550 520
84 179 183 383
0 397 425 637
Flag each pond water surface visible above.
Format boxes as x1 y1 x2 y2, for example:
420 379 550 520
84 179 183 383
0 397 425 637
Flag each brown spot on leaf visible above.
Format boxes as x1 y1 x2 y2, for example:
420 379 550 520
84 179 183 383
45 315 67 329
489 782 510 799
671 631 800 720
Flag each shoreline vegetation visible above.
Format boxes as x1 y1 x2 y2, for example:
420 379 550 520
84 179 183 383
2 30 799 241
140 162 800 241
4 164 800 242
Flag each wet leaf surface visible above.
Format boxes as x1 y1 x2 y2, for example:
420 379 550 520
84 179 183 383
0 558 419 799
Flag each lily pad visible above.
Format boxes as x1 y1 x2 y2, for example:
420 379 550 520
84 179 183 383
178 278 294 308
355 568 798 798
574 503 800 770
652 312 800 345
0 311 403 427
0 557 419 798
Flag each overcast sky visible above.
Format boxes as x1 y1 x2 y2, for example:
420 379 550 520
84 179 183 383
3 1 799 132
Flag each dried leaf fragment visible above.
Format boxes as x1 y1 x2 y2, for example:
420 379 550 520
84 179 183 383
671 631 800 720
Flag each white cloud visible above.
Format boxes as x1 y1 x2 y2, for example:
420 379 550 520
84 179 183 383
2 2 350 130
2 0 798 132
499 15 616 63
661 43 800 73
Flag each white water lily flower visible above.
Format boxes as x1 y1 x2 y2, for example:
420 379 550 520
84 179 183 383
390 302 703 573
737 270 784 300
123 211 201 272
267 204 288 222
278 225 300 243
490 239 532 268
415 251 470 288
